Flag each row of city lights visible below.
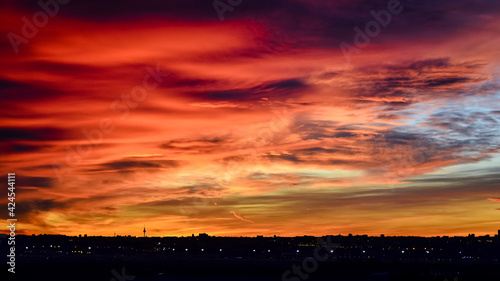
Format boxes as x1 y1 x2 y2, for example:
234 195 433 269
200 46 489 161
25 246 473 255
166 248 335 253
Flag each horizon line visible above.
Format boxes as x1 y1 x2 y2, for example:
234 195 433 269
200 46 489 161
3 233 499 238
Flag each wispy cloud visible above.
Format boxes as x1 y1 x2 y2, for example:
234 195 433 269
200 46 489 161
231 211 255 223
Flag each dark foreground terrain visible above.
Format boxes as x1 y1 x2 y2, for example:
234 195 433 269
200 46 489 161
4 256 500 281
3 234 499 280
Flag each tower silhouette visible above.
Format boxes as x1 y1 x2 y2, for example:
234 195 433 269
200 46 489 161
143 225 146 237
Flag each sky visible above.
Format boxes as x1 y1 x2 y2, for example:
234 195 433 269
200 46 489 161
1 0 500 237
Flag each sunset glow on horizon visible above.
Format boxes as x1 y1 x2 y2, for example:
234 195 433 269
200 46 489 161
1 0 500 238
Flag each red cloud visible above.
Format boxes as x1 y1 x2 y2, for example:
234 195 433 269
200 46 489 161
488 198 500 202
